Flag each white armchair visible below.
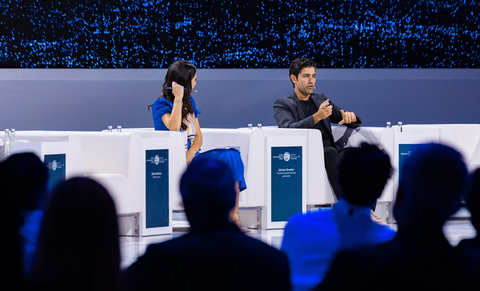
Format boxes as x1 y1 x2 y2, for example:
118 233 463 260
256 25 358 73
201 127 334 229
331 124 480 222
200 128 265 207
14 130 186 236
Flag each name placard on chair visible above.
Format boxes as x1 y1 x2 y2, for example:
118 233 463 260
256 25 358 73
271 146 303 222
44 154 66 191
265 135 307 229
145 149 169 229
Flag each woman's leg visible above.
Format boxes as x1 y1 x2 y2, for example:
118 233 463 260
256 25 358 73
229 182 240 221
229 182 250 232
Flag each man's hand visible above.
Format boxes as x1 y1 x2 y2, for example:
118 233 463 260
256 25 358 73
338 109 357 125
313 99 333 124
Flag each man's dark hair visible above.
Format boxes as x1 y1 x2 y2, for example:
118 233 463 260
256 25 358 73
338 143 392 206
180 158 236 216
289 58 317 88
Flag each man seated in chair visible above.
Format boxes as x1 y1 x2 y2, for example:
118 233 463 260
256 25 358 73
281 143 396 291
125 158 291 291
273 57 361 199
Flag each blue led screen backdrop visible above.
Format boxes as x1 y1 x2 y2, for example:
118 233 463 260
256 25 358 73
1 0 479 68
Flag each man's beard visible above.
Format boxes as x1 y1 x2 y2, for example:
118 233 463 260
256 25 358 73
298 86 313 96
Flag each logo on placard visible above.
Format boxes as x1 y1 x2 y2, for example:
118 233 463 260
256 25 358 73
146 154 167 165
283 152 291 162
52 160 57 171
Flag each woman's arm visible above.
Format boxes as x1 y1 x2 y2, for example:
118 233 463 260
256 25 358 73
161 82 184 131
186 118 203 164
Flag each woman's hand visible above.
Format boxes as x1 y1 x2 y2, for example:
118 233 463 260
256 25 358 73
172 81 184 101
186 150 196 165
161 81 184 131
185 118 203 164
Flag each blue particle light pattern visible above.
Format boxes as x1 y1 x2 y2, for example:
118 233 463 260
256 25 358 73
0 0 479 68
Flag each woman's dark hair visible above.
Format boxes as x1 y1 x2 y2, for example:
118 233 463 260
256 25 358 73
162 60 197 131
30 177 121 291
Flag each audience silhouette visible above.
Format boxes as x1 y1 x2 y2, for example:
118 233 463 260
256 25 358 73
0 153 48 278
281 143 396 291
5 144 479 290
456 168 480 285
125 158 291 291
316 143 472 290
0 159 26 289
29 177 123 291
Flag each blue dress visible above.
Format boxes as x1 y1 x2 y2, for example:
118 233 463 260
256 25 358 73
152 97 247 191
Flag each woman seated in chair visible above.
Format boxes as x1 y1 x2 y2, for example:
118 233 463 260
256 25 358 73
150 60 248 232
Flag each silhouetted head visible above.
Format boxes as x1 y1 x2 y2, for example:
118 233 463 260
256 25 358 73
289 58 317 88
1 152 48 211
463 168 480 232
0 158 24 287
30 177 121 291
180 158 236 227
394 143 467 226
338 143 392 207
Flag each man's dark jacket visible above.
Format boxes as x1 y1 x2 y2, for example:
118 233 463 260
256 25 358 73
273 92 361 147
124 222 291 291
